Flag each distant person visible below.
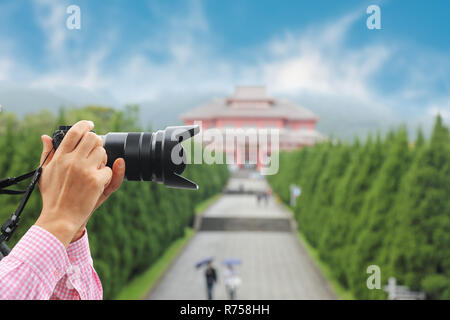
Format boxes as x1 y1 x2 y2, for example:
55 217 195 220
265 189 272 205
205 261 217 300
256 193 261 205
224 265 241 300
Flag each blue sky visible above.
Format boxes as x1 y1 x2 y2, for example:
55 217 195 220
0 0 449 137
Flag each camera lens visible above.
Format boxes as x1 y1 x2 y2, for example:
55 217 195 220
102 126 199 189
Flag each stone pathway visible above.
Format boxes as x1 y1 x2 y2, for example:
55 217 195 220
148 176 336 300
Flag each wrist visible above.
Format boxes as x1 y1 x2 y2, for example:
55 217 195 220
71 228 86 243
35 214 79 249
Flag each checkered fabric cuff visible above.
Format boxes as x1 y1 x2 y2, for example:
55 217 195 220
8 225 70 289
66 229 93 266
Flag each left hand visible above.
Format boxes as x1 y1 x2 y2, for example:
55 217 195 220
39 134 126 243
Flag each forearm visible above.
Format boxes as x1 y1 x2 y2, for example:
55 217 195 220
0 226 69 299
0 226 102 300
50 228 103 300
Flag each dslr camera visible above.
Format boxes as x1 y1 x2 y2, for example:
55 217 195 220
52 125 200 190
0 124 201 258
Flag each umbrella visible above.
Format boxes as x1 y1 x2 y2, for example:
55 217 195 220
222 258 242 266
195 257 214 269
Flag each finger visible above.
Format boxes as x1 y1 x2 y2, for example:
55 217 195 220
77 132 103 158
58 120 94 153
40 135 55 166
98 149 107 169
97 166 113 188
103 158 125 197
88 146 107 167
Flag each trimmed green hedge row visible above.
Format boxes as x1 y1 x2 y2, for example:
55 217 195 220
268 116 449 299
0 106 229 299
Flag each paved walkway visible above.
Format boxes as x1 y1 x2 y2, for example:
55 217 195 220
148 176 336 300
202 194 284 219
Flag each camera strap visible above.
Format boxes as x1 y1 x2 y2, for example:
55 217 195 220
0 170 37 195
0 148 54 255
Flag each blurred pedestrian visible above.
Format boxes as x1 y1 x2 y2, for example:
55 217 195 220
265 189 272 205
224 265 241 300
205 261 217 300
256 193 261 205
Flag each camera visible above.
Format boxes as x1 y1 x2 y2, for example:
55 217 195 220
52 125 200 190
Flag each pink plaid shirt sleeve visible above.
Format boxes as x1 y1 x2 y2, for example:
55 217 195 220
0 225 102 300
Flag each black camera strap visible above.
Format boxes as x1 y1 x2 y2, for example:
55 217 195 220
0 170 37 195
0 148 54 258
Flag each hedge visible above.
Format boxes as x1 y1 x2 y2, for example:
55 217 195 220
268 116 449 299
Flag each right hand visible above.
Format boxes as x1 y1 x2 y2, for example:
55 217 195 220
35 120 113 248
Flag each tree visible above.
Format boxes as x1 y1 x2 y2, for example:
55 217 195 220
268 116 449 299
386 115 450 298
349 127 411 298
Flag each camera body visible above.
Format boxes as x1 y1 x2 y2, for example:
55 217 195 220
52 125 199 190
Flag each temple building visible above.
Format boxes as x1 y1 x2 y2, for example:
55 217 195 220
181 86 326 169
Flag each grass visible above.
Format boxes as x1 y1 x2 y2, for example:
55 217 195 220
275 195 355 300
114 228 195 300
296 231 355 300
114 193 222 300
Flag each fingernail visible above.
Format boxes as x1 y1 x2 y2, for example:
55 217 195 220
88 120 94 128
118 159 124 168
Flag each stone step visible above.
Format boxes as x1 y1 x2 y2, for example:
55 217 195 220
198 217 293 232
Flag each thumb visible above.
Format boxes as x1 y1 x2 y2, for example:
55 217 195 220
40 135 54 166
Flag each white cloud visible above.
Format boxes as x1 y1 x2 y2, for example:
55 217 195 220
427 99 450 120
260 13 391 99
0 1 448 137
32 0 68 58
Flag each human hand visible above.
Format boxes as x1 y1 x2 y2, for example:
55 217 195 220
39 132 126 243
71 157 125 242
35 120 113 248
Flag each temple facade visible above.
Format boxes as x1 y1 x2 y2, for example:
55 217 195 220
181 86 326 169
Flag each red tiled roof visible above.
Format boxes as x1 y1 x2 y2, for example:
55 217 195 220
181 86 319 121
